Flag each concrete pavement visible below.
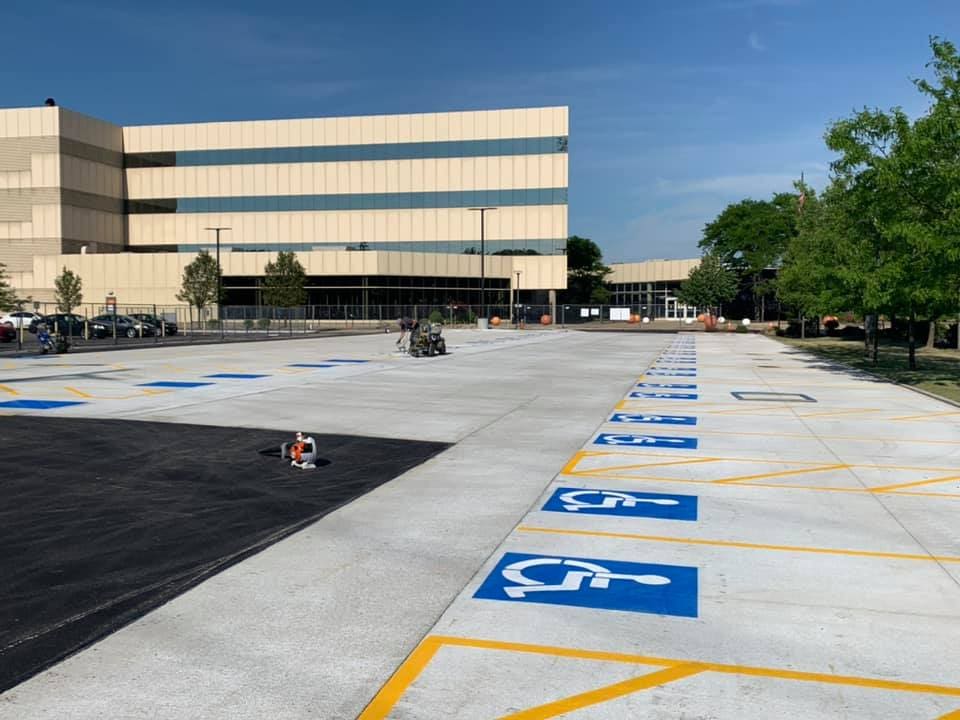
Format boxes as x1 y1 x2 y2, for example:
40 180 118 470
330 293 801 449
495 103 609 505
2 330 958 718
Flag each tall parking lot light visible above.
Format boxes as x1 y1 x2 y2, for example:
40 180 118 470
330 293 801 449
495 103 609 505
205 227 230 339
468 207 497 320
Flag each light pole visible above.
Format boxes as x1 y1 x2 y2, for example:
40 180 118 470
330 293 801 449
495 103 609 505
513 270 522 326
205 226 230 339
468 207 497 320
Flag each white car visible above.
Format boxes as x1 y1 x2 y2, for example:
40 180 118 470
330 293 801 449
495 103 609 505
0 311 43 328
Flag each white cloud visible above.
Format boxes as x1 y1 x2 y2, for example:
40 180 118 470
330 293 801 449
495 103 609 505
748 32 766 51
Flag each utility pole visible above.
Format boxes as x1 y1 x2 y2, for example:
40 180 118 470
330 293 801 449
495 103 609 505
205 227 230 339
514 269 522 326
468 207 497 321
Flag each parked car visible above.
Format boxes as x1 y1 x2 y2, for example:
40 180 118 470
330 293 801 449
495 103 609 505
0 322 16 343
90 314 157 338
128 313 177 336
36 313 107 339
0 311 43 329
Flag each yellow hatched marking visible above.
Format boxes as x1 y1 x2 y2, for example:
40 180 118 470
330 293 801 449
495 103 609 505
872 475 960 493
0 384 19 396
891 410 960 422
711 464 850 484
498 664 705 720
64 386 93 399
516 526 960 564
566 450 958 474
936 709 960 719
359 634 960 720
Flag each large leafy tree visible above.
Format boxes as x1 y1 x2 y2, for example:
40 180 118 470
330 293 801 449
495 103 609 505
824 36 960 367
176 250 221 318
0 263 17 310
54 267 83 314
262 251 307 307
565 236 611 303
699 193 799 321
677 253 738 316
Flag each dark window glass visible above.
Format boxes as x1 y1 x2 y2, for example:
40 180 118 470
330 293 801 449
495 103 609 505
124 136 570 167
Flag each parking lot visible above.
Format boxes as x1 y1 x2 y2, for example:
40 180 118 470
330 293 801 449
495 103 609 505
1 329 958 718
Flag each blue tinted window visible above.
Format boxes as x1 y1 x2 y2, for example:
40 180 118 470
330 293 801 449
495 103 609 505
125 135 569 168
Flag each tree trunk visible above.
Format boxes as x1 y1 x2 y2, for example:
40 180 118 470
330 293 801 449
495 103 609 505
863 314 871 358
908 314 917 370
753 275 761 321
800 314 805 340
873 320 879 364
925 319 937 350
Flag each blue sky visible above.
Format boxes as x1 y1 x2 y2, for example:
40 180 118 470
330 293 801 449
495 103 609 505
3 0 958 261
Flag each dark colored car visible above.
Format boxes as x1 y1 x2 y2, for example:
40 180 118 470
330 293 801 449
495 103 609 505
35 313 107 339
0 322 16 343
128 313 178 336
91 314 157 338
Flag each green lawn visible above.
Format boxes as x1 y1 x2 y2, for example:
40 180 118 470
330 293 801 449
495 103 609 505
774 336 960 404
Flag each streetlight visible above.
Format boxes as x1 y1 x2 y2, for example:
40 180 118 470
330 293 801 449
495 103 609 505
205 226 230 339
467 207 497 320
513 269 522 326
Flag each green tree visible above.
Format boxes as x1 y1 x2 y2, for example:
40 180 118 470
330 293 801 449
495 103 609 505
824 36 960 367
0 263 18 310
54 267 83 314
699 193 799 321
176 250 221 323
262 251 307 308
677 254 738 317
565 236 611 303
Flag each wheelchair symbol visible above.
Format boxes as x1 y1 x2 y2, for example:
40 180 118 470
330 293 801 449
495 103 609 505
501 557 671 598
558 489 679 512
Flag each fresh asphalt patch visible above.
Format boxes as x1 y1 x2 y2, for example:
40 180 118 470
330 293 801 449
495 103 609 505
0 416 449 693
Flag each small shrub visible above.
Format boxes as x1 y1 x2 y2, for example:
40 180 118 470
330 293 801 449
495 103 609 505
243 319 254 330
734 324 748 333
428 310 445 324
206 319 220 329
257 317 271 330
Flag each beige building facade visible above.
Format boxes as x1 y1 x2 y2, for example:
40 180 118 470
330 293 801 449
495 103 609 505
2 104 568 311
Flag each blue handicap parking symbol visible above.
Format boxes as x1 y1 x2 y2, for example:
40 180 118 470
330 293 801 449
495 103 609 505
543 487 698 520
204 373 269 379
629 391 699 400
474 552 698 617
0 399 86 410
138 381 214 388
637 382 697 389
647 370 697 377
609 412 697 426
288 363 336 368
594 433 698 449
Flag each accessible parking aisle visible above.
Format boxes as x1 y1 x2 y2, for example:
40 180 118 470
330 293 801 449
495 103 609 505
361 333 960 720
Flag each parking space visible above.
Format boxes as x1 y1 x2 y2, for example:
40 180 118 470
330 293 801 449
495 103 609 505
361 333 960 719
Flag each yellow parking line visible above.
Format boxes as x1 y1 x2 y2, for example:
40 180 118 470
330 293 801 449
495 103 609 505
0 384 19 396
796 408 885 419
499 663 705 720
711 464 850 484
566 450 958 474
64 386 93 399
516 526 960 564
936 709 960 719
872 475 960 493
357 637 443 720
891 410 960 422
576 472 960 500
391 636 960 707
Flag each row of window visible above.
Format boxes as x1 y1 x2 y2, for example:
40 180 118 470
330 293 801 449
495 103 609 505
126 188 568 214
172 238 566 256
125 136 568 168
